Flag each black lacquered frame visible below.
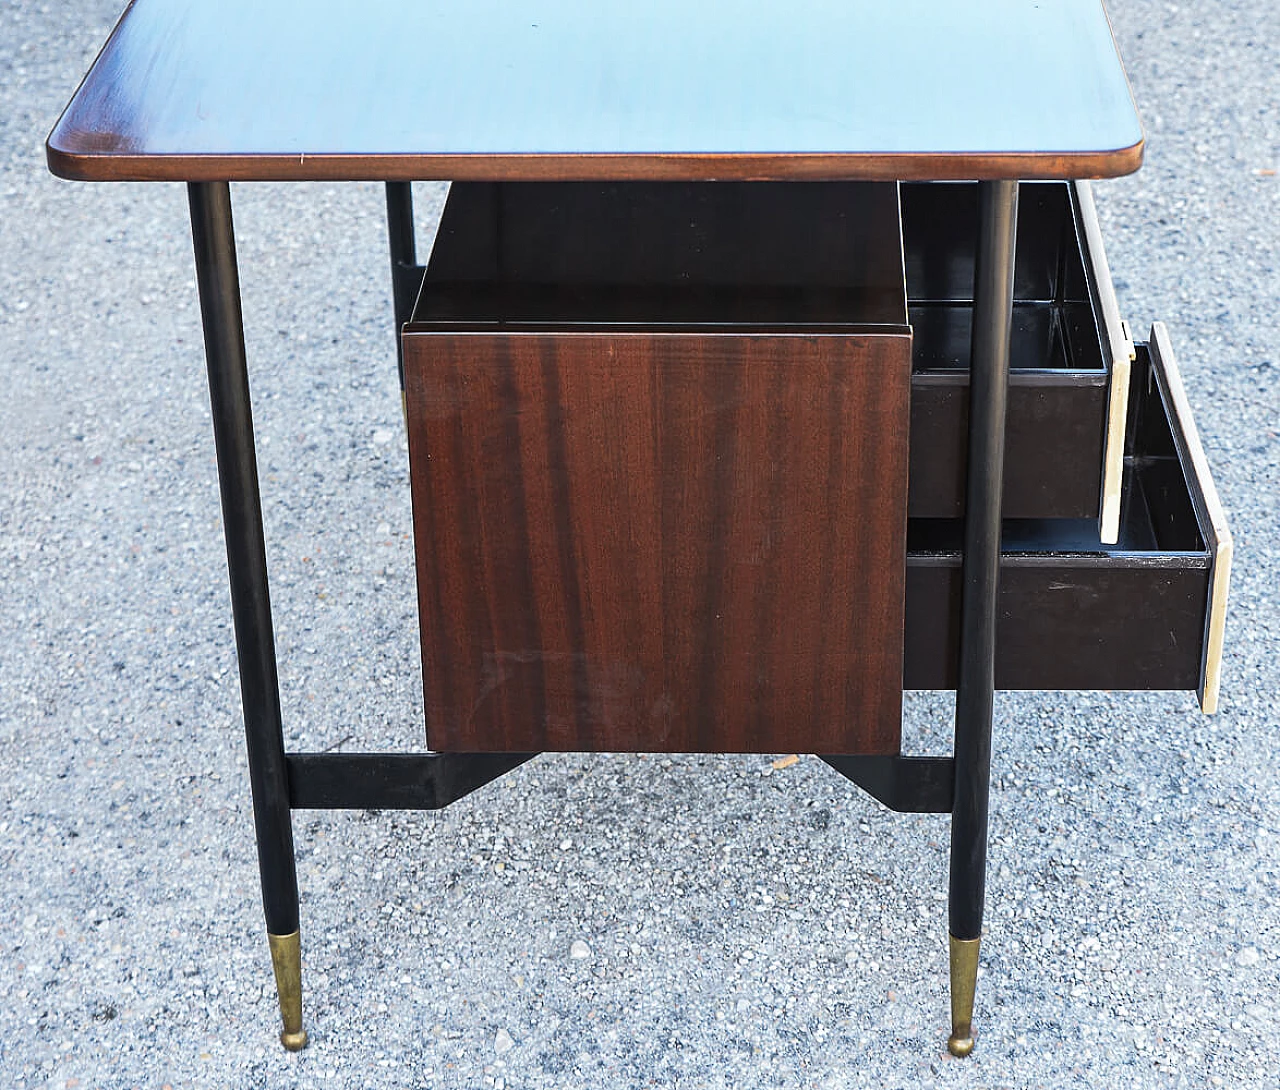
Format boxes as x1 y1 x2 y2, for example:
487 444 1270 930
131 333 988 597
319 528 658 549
187 177 1016 1048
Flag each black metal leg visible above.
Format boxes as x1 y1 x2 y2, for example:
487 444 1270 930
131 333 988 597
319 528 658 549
947 178 1018 1058
385 181 418 390
188 181 306 1051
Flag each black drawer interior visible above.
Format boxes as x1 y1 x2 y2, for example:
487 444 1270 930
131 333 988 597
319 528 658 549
900 182 1114 518
415 180 908 329
902 181 1107 374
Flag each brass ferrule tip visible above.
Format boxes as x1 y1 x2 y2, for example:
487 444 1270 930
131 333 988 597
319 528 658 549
268 929 308 1051
947 934 981 1058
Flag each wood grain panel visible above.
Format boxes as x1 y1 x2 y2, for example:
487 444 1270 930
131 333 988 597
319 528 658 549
404 330 911 753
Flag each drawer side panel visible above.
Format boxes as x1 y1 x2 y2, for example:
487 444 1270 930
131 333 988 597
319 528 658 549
903 559 1208 691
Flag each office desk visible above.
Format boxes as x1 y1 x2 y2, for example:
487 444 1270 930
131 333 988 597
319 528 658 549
48 0 1228 1058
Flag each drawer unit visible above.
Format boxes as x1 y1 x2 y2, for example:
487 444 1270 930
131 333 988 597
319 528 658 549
903 324 1230 710
404 182 913 754
404 183 1228 755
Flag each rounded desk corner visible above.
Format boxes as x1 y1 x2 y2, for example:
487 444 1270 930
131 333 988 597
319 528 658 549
45 132 82 180
46 130 110 182
1095 135 1146 180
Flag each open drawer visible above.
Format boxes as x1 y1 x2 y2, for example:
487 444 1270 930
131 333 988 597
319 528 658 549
902 180 1133 539
903 324 1231 711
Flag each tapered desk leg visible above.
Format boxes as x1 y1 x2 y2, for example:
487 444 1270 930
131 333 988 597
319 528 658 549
947 179 1018 1058
385 181 417 401
189 181 307 1052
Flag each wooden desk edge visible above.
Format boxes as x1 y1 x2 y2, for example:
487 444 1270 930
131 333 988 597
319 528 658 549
45 141 1145 185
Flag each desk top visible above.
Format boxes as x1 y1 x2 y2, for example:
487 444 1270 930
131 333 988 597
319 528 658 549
48 0 1143 183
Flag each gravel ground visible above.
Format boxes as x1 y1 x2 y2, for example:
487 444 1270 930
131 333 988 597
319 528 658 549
2 2 1278 1087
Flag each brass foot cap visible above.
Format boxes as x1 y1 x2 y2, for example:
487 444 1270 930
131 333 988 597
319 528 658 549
280 1029 309 1052
947 1032 975 1058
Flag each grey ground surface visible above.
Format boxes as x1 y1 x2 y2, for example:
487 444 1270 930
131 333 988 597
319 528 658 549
2 1 1277 1087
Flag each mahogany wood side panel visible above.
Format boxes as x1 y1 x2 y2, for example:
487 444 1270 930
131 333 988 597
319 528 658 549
404 331 911 754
